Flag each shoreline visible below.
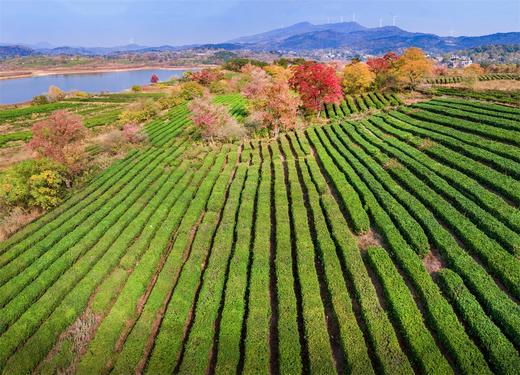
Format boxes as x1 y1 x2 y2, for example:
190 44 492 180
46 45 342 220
0 65 206 80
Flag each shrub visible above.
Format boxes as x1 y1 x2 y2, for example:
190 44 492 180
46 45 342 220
0 158 67 210
131 85 142 92
122 122 147 144
118 100 159 124
69 91 90 98
209 80 230 94
154 81 208 110
97 130 126 154
173 81 206 101
31 95 49 106
48 85 64 101
156 96 175 110
29 170 66 209
188 94 245 141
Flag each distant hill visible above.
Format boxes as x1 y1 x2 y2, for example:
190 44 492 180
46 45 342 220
0 45 35 58
36 44 151 56
1 22 519 58
0 43 153 58
229 21 366 45
229 23 520 53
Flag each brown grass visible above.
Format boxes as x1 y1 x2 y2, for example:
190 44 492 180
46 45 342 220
382 158 402 170
418 138 436 150
39 309 101 374
0 207 41 241
423 250 444 274
0 145 36 170
357 229 384 251
400 90 432 105
443 79 520 91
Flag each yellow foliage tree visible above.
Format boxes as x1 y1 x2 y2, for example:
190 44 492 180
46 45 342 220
342 62 375 94
263 65 293 82
463 63 485 87
464 63 485 77
394 48 433 88
48 85 64 101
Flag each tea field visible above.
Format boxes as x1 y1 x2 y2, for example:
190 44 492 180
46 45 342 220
0 97 518 374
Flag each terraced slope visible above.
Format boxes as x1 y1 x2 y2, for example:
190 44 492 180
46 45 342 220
0 99 130 149
214 94 248 121
430 86 520 105
323 92 402 120
0 98 519 375
425 73 520 85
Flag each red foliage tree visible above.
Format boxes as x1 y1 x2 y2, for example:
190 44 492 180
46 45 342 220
289 62 342 115
367 57 390 73
367 51 399 73
383 52 399 64
150 73 159 84
189 68 223 86
28 110 86 166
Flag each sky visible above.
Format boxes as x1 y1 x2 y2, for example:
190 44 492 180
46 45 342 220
0 0 519 47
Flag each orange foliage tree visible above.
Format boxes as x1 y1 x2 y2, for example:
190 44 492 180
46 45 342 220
247 81 302 136
394 48 433 88
242 67 301 135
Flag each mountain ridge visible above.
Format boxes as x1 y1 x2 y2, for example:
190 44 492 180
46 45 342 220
230 22 520 52
1 21 519 58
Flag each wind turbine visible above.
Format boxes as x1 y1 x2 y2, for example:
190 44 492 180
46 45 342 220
352 12 356 22
379 17 383 27
392 15 397 26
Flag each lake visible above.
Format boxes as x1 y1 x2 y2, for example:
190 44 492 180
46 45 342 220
0 68 191 104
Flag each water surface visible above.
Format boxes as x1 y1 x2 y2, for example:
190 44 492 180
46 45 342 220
0 69 190 104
